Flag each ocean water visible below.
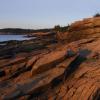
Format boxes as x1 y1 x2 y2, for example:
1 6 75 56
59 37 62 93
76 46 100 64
0 35 31 42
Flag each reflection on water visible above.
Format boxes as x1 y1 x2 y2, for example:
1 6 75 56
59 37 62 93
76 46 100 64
0 35 31 42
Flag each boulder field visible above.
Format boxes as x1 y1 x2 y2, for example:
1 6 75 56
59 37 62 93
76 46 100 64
0 17 100 100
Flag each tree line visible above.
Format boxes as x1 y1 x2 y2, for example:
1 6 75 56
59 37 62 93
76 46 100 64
0 28 52 34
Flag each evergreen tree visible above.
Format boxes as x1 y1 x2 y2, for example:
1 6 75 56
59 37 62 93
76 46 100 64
94 13 100 17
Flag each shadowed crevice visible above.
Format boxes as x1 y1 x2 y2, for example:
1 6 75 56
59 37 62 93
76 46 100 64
64 49 91 80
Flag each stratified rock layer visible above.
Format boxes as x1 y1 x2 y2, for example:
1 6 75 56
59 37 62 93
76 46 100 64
69 17 100 33
66 17 100 42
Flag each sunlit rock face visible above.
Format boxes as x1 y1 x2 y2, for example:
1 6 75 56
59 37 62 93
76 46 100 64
65 17 100 43
69 17 100 32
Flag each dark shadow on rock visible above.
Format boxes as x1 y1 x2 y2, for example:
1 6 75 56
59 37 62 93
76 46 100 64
0 70 6 77
64 49 92 80
78 49 91 57
93 89 100 100
66 49 76 57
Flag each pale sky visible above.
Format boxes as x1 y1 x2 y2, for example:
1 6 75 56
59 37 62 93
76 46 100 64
0 0 100 29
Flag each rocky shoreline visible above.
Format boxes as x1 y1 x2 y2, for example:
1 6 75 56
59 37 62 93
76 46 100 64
0 17 100 100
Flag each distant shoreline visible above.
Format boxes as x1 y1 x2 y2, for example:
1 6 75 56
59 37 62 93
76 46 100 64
0 28 52 35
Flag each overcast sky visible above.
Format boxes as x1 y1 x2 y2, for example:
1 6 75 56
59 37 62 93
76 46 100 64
0 0 100 29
